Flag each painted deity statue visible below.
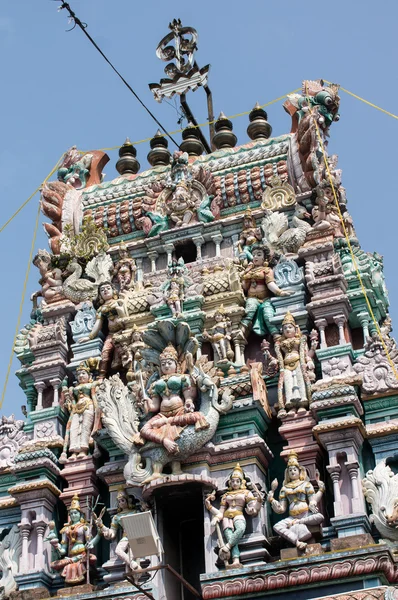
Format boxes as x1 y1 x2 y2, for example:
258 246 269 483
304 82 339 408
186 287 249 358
32 249 64 305
236 209 262 262
274 312 318 417
240 244 292 337
79 282 124 378
203 305 234 364
60 361 100 463
205 464 262 568
113 241 137 292
49 494 99 585
96 488 141 576
267 452 324 551
165 276 184 317
135 342 209 465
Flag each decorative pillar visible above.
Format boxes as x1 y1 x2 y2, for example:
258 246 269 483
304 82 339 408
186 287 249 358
315 318 327 349
345 460 365 513
34 381 46 411
50 378 61 407
147 251 158 273
211 233 223 258
163 243 174 266
19 523 32 573
358 311 370 343
192 235 204 261
34 520 47 570
136 258 143 286
334 314 347 346
326 464 343 516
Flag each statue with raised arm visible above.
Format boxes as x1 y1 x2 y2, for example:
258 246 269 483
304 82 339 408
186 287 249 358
95 488 142 576
79 282 124 378
32 249 64 305
202 305 234 364
274 312 318 417
113 241 137 292
50 494 99 586
60 361 101 463
267 452 324 552
205 464 262 568
240 243 293 337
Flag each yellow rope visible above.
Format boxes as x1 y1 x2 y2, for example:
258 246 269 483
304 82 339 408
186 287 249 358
79 88 302 153
324 80 398 121
312 117 398 381
0 203 42 408
0 154 65 234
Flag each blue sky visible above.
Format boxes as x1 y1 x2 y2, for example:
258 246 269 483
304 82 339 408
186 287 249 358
0 0 397 416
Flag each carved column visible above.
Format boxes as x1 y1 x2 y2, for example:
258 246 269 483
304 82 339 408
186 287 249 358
19 523 32 573
50 378 61 407
33 520 47 570
345 460 365 513
34 381 46 411
147 251 158 273
211 233 223 258
192 235 204 261
315 318 327 349
326 464 343 517
357 311 370 344
163 243 174 266
334 314 347 346
136 258 144 286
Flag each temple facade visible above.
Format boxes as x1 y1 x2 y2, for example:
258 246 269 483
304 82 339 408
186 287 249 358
1 20 398 600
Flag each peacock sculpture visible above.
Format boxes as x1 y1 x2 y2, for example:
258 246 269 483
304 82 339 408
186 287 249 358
261 205 311 255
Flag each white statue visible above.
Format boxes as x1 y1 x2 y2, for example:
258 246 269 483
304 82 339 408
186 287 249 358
0 525 21 599
363 459 398 541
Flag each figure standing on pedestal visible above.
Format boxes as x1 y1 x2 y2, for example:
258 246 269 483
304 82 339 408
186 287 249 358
240 244 292 337
274 312 318 417
49 494 99 586
60 361 101 463
113 241 137 292
203 305 234 364
79 282 124 378
236 208 262 263
205 464 262 568
267 452 324 552
95 488 141 577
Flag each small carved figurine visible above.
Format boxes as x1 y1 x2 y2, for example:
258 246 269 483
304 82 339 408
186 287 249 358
50 494 99 585
95 488 142 576
274 312 318 416
267 452 324 552
203 305 234 364
113 241 137 292
240 244 293 337
205 463 262 568
32 249 64 305
79 282 124 378
236 208 262 262
60 361 101 463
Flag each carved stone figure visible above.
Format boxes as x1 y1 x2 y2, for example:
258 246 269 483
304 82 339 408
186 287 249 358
49 494 99 585
40 180 69 254
236 208 262 262
79 282 124 378
63 252 114 304
363 459 398 541
95 488 142 576
0 415 28 471
0 524 21 599
205 464 262 568
203 305 234 364
353 333 398 395
312 185 344 237
32 249 65 305
274 312 318 416
261 205 311 255
267 451 324 551
261 175 296 211
58 147 93 189
240 244 293 337
96 320 233 485
70 301 97 343
113 242 137 292
60 361 101 463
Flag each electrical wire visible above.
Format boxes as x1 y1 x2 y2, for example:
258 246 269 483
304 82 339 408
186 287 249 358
58 2 180 149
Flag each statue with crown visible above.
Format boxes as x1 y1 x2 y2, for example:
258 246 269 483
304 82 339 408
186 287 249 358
267 452 325 552
96 319 233 485
274 311 318 418
48 494 99 586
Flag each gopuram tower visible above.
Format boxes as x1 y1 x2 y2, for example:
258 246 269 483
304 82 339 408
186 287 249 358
1 18 398 600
